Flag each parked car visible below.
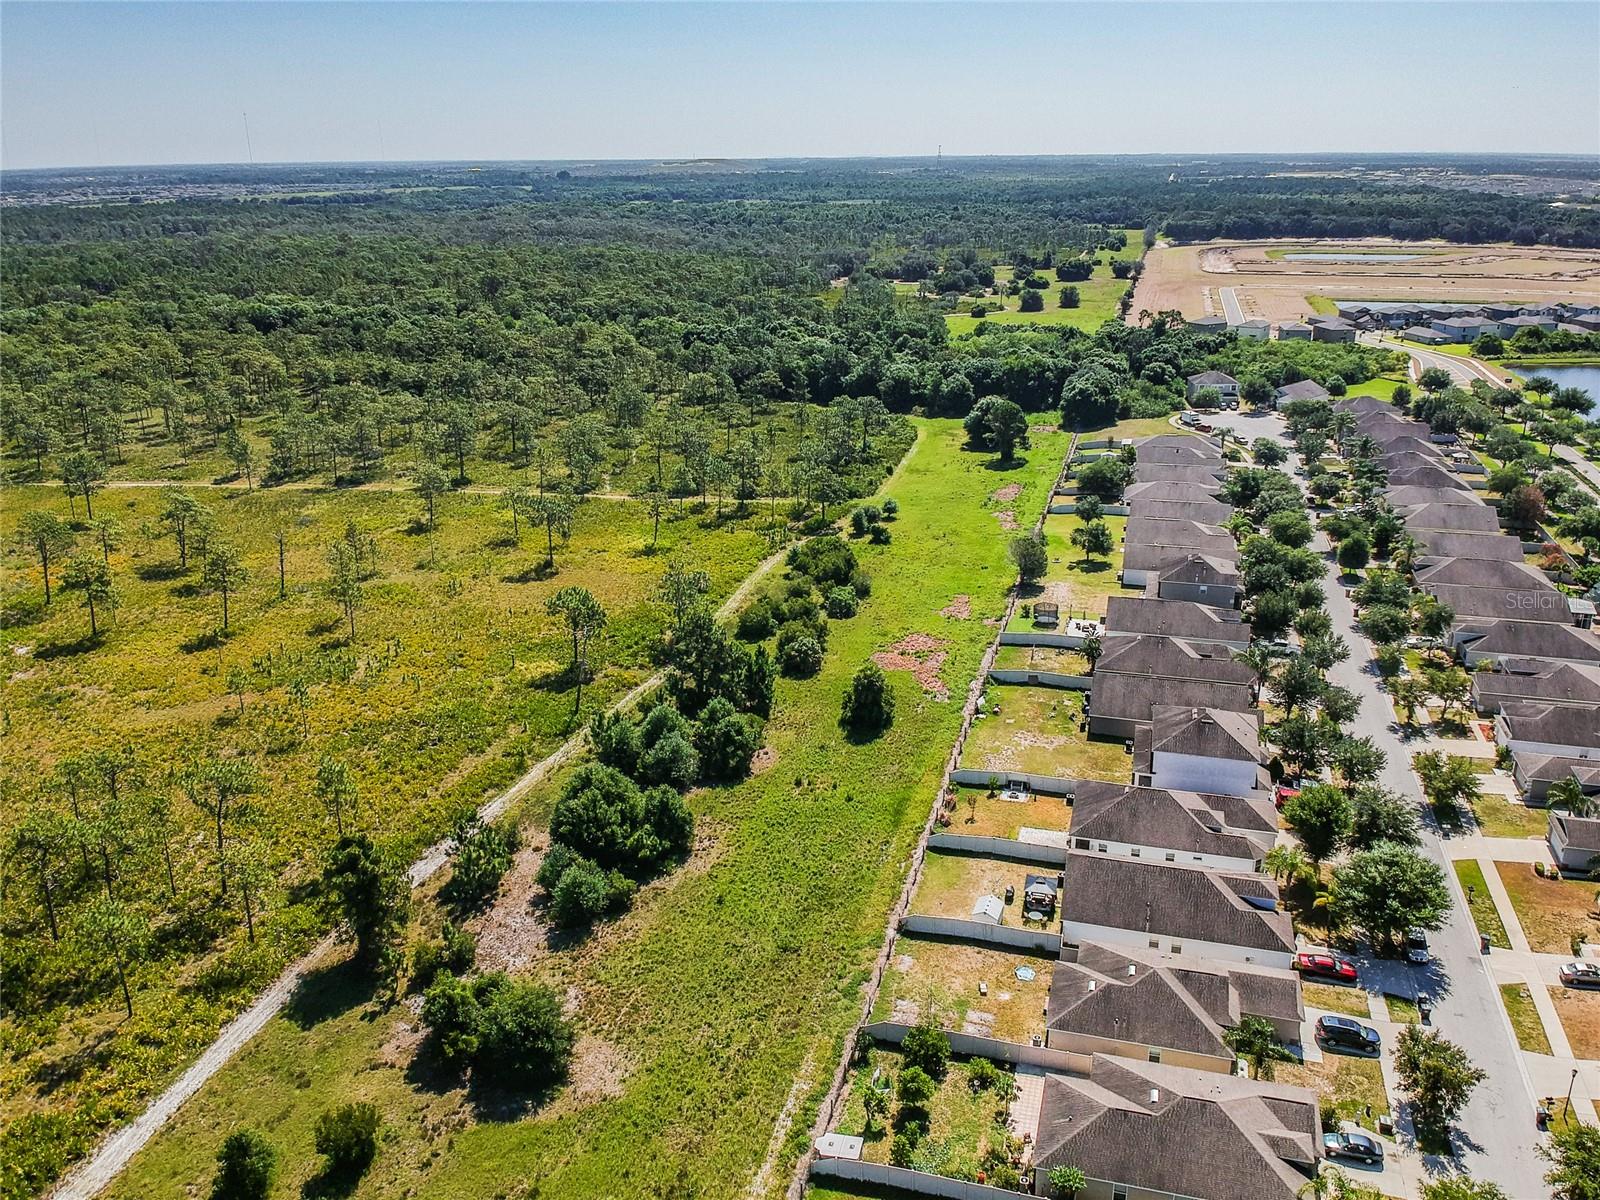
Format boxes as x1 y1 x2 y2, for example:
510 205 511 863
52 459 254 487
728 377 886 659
1404 930 1431 965
1559 961 1600 989
1316 1015 1381 1053
1323 1130 1385 1165
1295 952 1358 983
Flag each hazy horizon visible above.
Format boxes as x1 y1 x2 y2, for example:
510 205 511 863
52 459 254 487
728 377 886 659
4 1 1597 171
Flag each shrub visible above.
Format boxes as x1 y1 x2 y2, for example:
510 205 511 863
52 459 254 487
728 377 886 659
900 1019 950 1079
694 697 762 781
420 971 484 1063
735 599 776 641
787 534 857 586
889 1132 919 1167
638 730 699 790
475 976 576 1087
867 522 891 544
445 816 518 906
313 1102 380 1179
849 505 881 535
824 585 859 618
897 1065 936 1107
881 498 899 518
850 570 872 598
1019 290 1044 313
549 762 694 877
210 1129 276 1200
840 662 895 736
776 630 824 677
1009 532 1049 583
410 920 476 987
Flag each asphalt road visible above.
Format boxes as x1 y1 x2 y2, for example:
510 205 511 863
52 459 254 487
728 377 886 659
1220 285 1246 325
1367 334 1519 391
1242 409 1550 1196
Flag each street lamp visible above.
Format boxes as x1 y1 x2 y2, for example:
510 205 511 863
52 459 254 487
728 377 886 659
1565 1067 1579 1125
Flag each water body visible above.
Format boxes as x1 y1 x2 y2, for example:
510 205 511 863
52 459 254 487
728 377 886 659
1283 252 1426 262
1514 363 1600 402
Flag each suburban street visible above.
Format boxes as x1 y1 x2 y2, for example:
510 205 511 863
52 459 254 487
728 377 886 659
1365 332 1519 390
1242 408 1552 1196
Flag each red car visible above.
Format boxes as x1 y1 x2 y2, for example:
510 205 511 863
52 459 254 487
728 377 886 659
1295 952 1358 983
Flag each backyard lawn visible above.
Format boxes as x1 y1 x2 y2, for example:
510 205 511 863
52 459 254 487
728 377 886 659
960 687 1131 783
991 644 1090 676
1277 1055 1390 1134
1494 861 1600 954
910 852 1042 926
872 937 1053 1043
945 786 1072 841
1501 983 1553 1054
1026 511 1128 619
834 1046 1017 1179
1303 983 1371 1019
100 420 1074 1200
1548 986 1600 1060
1453 860 1511 949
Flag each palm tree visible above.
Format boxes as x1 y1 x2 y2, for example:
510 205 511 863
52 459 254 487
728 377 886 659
1225 1016 1297 1080
1264 844 1316 889
1547 776 1584 813
1234 644 1277 690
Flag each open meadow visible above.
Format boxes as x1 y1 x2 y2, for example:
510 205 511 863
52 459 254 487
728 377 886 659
92 420 1072 1200
944 230 1144 337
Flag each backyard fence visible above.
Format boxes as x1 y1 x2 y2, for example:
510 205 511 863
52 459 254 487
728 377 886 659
948 768 1077 797
986 668 1090 690
1047 501 1129 516
925 834 1069 866
863 1020 1088 1073
809 1159 1032 1200
898 914 1064 955
995 630 1096 650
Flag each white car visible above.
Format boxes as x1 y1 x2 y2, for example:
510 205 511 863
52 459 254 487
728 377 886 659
1559 961 1600 989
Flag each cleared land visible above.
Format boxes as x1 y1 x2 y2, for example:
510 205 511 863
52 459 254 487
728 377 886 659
97 420 1073 1200
910 852 1041 925
1132 238 1600 324
946 231 1144 337
1548 986 1600 1060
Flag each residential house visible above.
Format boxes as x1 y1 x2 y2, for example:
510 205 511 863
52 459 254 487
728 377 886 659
1311 319 1356 343
1277 321 1313 341
1104 597 1252 650
1454 618 1600 668
1139 433 1224 458
1494 702 1600 760
1388 465 1485 494
1031 1058 1319 1200
1232 318 1271 340
1135 704 1263 799
1132 463 1237 488
1187 315 1230 335
1128 497 1236 525
1147 554 1242 607
1272 379 1328 406
1087 674 1256 741
1066 781 1275 871
1186 370 1241 403
1401 325 1452 345
1385 484 1480 507
1503 314 1559 334
1124 479 1224 504
1135 444 1229 474
1398 503 1504 534
1046 941 1303 1069
1415 557 1555 591
1422 582 1572 625
1471 659 1600 713
1548 811 1600 873
1511 753 1600 805
1410 529 1526 564
1059 851 1295 967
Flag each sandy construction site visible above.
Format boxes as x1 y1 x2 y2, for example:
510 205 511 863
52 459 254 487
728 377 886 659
1131 239 1600 324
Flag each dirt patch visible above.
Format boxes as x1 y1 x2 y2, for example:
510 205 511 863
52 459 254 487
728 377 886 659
380 997 428 1067
750 746 778 775
940 595 972 620
990 483 1023 503
469 840 553 973
994 510 1019 531
873 634 950 700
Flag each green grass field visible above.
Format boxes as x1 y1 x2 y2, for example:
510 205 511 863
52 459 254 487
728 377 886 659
945 230 1144 338
1453 860 1511 949
99 420 1072 1200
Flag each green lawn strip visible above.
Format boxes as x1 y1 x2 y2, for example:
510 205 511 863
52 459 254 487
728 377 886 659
1305 294 1338 316
1471 792 1549 840
1278 1054 1390 1134
1303 983 1371 1018
1500 983 1553 1054
1383 995 1422 1025
1453 860 1511 949
106 420 1071 1199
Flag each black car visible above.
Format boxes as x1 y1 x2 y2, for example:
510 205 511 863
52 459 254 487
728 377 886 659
1316 1015 1381 1053
1323 1130 1384 1165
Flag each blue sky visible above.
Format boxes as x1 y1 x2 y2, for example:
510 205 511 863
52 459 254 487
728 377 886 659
2 1 1596 169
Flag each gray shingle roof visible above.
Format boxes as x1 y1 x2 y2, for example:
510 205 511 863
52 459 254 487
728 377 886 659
1499 702 1600 750
1069 781 1275 860
1411 529 1526 562
1150 705 1262 763
1551 812 1600 854
1124 479 1223 502
1158 554 1242 587
1063 852 1292 955
1033 1057 1318 1200
1415 558 1552 589
1187 370 1239 387
1090 675 1256 729
1456 620 1600 664
1388 465 1480 493
1385 485 1479 506
1138 434 1223 458
1049 941 1303 1057
1400 504 1503 534
1273 380 1329 402
1129 498 1236 525
1471 661 1600 708
1097 635 1255 686
1105 597 1249 643
1133 463 1237 486
1423 583 1567 622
